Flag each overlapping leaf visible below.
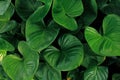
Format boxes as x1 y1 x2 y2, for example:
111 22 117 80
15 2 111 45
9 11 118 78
85 14 120 56
35 63 61 80
2 41 39 80
52 0 83 31
84 66 108 80
43 34 84 71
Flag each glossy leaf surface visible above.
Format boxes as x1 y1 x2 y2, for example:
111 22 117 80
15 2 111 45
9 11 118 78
43 34 84 71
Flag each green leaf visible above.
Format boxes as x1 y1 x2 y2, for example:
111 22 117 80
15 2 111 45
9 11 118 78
15 0 43 21
2 41 39 80
0 20 17 33
100 0 120 16
85 14 120 56
26 21 60 51
15 0 52 21
52 0 83 31
43 34 84 71
0 0 11 15
82 44 105 68
0 50 6 63
35 62 61 80
0 3 14 22
0 38 14 51
96 0 108 9
78 0 97 27
84 66 108 80
112 73 120 80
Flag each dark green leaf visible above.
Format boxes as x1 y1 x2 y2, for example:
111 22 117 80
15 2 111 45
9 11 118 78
35 62 61 80
43 34 84 71
2 41 39 80
112 73 120 80
78 0 97 27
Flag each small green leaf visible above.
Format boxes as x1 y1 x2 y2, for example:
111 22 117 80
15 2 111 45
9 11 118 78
0 38 14 51
0 50 6 63
26 21 59 51
84 66 108 80
0 0 11 15
0 20 17 33
52 0 83 31
112 73 120 80
2 41 39 80
0 3 14 22
35 62 61 80
43 34 84 71
85 14 120 56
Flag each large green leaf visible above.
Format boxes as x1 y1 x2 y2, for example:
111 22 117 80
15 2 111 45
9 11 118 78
52 0 83 31
43 34 84 71
26 21 60 52
0 0 11 15
82 44 105 68
84 66 108 80
85 14 120 56
2 41 39 80
0 20 17 33
78 0 97 27
15 0 43 21
35 63 61 80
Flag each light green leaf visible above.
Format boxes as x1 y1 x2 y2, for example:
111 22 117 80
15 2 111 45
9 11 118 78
26 21 59 51
84 66 108 80
85 14 120 56
0 3 14 22
2 41 39 80
43 34 84 71
0 0 11 15
35 63 61 80
52 0 83 31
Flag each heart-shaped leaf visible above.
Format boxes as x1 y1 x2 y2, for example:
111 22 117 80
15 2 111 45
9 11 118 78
26 21 60 51
2 41 39 80
78 0 97 27
84 66 108 80
52 0 83 31
85 14 120 56
0 0 11 15
35 62 61 80
43 34 84 71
